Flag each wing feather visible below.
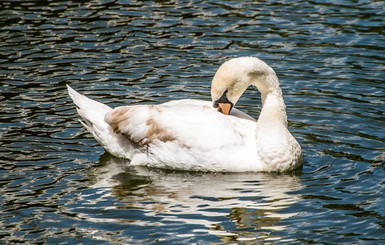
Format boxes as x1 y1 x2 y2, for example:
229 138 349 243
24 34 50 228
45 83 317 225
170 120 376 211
104 100 255 151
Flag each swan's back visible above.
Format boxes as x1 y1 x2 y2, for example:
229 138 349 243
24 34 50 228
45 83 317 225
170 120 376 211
104 100 263 171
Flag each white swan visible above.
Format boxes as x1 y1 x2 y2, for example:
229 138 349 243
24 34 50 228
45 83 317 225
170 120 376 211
67 57 302 172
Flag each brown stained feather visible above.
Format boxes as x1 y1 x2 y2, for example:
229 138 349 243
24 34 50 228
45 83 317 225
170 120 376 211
142 118 176 145
107 107 131 134
107 105 178 147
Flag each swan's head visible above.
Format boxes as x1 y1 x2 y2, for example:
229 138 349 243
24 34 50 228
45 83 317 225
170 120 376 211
211 57 277 114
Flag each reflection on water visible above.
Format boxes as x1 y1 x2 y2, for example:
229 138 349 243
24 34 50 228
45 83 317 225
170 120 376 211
1 0 385 243
78 154 303 243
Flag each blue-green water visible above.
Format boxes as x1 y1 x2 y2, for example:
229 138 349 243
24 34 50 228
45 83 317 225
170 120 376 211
1 0 385 243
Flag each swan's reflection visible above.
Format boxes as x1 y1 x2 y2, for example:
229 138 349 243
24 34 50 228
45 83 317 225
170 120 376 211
86 154 303 242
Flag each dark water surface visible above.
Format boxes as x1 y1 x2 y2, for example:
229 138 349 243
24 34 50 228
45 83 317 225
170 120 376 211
1 0 385 243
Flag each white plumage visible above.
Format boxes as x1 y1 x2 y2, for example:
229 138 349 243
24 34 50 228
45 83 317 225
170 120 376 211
67 57 302 172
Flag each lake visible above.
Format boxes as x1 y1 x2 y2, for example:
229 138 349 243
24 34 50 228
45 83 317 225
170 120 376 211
1 0 385 243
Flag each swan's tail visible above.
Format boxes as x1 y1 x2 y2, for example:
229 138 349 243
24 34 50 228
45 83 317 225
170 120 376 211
67 84 112 135
67 85 131 158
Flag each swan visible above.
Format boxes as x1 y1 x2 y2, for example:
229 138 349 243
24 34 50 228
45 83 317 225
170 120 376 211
67 57 302 172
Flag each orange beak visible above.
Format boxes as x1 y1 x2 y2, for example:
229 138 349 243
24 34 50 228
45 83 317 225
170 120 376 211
213 89 233 115
217 102 233 115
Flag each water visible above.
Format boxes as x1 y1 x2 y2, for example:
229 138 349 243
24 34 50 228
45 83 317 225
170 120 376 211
1 0 385 243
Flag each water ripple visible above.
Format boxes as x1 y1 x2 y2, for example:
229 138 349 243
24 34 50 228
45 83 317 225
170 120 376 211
1 0 385 243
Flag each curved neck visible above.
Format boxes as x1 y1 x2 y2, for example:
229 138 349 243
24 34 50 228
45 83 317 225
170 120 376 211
258 91 288 126
254 74 288 126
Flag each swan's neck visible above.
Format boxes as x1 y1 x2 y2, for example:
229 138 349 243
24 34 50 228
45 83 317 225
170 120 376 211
255 75 288 126
259 91 287 126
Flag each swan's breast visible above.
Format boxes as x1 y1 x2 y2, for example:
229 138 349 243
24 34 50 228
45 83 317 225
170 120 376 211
256 124 302 171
